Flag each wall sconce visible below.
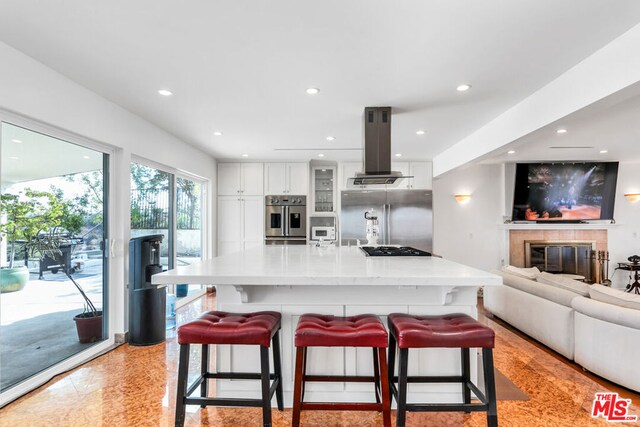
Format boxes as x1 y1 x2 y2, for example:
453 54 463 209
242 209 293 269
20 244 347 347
625 193 640 203
454 194 472 205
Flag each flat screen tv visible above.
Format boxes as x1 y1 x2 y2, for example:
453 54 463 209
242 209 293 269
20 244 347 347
512 162 619 222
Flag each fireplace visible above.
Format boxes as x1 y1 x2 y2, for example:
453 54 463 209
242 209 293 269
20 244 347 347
524 240 596 281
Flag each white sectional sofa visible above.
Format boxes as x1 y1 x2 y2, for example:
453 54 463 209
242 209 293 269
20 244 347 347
484 269 640 392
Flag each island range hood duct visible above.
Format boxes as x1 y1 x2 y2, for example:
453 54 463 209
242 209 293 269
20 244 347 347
349 107 410 186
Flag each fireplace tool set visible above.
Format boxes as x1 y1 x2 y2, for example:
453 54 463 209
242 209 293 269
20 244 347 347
596 251 611 286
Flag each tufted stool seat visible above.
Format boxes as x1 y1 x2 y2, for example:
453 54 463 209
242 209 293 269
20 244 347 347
387 313 498 427
178 311 281 346
388 313 495 349
292 314 391 427
295 314 389 347
174 311 283 427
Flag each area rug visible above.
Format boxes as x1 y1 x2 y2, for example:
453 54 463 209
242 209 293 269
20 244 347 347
494 369 529 401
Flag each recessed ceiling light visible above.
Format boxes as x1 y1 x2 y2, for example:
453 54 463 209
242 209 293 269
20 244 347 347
9 156 19 160
241 153 249 157
321 169 327 172
556 128 567 134
600 150 608 154
213 131 223 136
456 84 471 92
11 139 22 144
416 130 425 135
83 155 91 159
306 87 320 95
157 89 173 96
395 153 402 157
326 136 336 141
507 150 516 154
318 153 325 158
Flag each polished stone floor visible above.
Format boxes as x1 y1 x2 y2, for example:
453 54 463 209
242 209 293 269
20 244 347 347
0 293 638 426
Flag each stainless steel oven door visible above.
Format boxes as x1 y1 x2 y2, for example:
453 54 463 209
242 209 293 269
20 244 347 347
265 205 285 237
286 205 306 238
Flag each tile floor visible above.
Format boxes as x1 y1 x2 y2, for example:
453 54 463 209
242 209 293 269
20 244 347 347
0 293 638 426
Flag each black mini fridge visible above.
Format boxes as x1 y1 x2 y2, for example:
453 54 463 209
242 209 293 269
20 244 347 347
129 234 166 346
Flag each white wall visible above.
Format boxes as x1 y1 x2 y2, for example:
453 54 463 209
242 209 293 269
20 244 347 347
0 42 217 335
609 161 640 288
433 164 504 272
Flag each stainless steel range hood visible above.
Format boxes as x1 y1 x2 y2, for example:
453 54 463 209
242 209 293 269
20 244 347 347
348 107 410 187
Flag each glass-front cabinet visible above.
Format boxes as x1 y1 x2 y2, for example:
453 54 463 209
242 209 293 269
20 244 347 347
312 166 336 213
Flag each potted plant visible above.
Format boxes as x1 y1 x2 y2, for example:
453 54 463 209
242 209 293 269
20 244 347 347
0 190 56 292
64 268 102 343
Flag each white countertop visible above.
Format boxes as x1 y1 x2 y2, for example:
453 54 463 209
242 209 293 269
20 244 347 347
152 245 502 287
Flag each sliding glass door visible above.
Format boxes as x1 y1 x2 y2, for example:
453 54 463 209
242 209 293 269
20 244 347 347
0 122 108 392
130 162 204 303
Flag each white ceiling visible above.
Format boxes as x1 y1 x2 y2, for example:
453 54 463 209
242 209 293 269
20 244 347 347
1 123 103 185
2 1 640 162
481 81 640 164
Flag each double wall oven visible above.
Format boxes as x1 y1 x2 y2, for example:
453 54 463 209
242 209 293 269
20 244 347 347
265 195 307 245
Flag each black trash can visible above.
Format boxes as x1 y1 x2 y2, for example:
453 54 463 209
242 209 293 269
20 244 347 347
129 234 166 346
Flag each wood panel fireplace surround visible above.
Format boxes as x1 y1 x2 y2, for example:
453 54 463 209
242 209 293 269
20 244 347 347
509 230 608 283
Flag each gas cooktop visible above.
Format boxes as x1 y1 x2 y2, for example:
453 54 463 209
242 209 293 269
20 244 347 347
360 246 432 257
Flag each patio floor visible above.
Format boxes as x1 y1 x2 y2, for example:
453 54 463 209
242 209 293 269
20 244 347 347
0 262 104 391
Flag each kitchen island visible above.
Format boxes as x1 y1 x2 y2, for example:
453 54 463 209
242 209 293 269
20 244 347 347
152 245 502 406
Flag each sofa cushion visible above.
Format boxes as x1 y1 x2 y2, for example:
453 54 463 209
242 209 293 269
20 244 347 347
501 265 541 280
536 272 590 297
572 296 640 329
589 284 640 311
492 270 577 307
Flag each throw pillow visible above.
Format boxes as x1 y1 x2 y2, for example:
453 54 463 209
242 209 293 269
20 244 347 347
589 284 640 310
537 272 590 297
501 265 541 280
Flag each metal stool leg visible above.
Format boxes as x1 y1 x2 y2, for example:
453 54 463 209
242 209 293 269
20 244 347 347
175 344 190 427
292 347 305 427
482 348 498 427
272 329 284 411
396 348 409 427
260 346 272 427
200 344 209 408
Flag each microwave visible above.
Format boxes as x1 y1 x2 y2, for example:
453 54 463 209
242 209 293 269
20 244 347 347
311 226 336 241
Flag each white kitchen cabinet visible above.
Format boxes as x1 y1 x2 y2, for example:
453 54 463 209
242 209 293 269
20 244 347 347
391 161 432 190
217 163 264 196
264 162 308 195
311 166 336 213
217 195 263 256
338 162 363 189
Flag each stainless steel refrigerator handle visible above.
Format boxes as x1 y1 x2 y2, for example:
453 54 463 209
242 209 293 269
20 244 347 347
386 203 391 244
283 205 289 237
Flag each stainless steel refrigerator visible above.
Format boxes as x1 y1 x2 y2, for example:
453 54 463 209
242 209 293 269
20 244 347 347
340 189 433 251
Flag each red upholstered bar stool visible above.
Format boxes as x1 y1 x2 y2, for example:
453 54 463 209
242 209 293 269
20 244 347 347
292 314 391 427
174 311 283 427
387 313 498 427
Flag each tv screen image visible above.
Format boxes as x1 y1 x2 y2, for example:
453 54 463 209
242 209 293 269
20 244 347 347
512 162 619 222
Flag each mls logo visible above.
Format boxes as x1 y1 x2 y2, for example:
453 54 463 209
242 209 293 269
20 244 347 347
591 392 638 422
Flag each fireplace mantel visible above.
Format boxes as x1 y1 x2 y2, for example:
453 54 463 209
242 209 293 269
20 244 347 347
499 223 619 230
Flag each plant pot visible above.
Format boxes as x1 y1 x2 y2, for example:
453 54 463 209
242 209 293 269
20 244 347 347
1 266 29 293
74 311 103 343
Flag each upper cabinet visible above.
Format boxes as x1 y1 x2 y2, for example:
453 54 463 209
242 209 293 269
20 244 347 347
392 161 432 190
264 162 308 195
218 163 264 196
